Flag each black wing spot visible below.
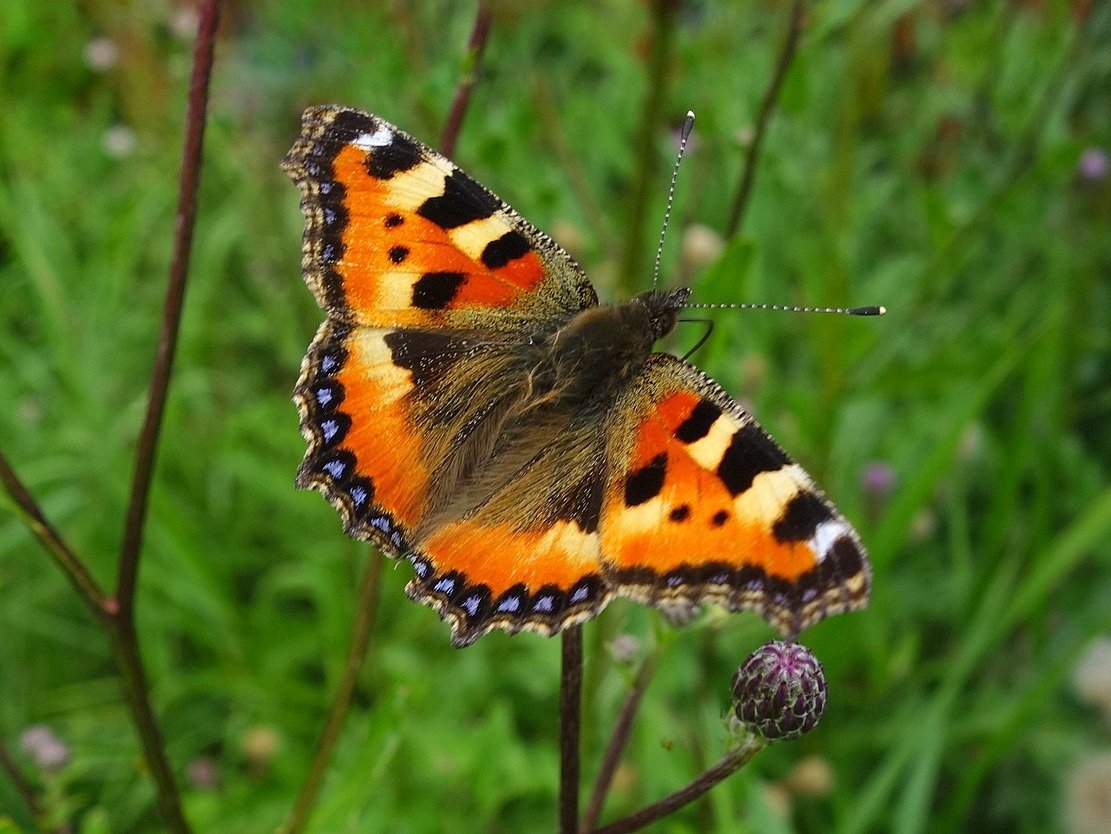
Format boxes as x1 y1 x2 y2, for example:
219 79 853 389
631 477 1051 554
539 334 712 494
418 170 499 229
675 400 721 443
717 424 789 496
624 453 667 507
384 213 404 228
365 133 421 179
711 509 729 527
388 245 409 264
669 504 691 523
772 492 835 543
828 535 865 575
480 231 532 269
412 271 466 309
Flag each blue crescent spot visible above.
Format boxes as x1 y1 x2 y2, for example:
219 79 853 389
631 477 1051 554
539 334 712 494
533 595 555 613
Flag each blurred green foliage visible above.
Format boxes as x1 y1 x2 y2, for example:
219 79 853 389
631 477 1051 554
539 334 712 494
1 1 1109 832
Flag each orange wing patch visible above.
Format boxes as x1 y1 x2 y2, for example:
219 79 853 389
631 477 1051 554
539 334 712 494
293 320 427 556
409 518 607 646
601 355 870 637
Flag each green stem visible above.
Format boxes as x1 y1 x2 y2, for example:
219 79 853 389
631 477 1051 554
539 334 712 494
618 0 678 292
280 551 385 834
724 0 805 238
0 738 45 828
580 652 659 831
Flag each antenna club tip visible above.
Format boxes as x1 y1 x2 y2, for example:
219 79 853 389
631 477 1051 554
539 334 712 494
877 305 887 316
679 111 695 142
848 305 886 316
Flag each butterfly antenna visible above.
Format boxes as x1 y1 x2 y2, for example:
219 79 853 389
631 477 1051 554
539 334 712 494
685 302 887 316
652 110 696 290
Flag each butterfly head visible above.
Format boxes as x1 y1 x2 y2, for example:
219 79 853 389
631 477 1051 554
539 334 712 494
633 287 692 341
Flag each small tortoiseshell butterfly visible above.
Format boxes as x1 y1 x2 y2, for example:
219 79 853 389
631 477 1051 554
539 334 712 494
282 106 870 647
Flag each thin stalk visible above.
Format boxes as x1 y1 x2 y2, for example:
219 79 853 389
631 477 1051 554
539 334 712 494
724 0 805 238
107 622 191 832
586 735 765 834
280 551 385 834
560 626 584 834
439 0 494 157
580 653 659 832
618 0 678 292
0 739 44 827
0 451 109 618
116 0 220 622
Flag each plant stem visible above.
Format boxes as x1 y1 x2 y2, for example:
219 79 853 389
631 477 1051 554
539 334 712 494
107 620 191 833
724 0 805 239
0 739 44 827
580 652 659 831
0 451 109 619
618 0 678 293
280 550 385 834
586 735 765 834
560 626 584 834
439 0 494 157
116 0 220 623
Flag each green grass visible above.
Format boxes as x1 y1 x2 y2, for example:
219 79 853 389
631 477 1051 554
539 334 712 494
1 1 1109 832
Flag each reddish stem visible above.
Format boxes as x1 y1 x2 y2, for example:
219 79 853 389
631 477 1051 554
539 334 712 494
439 0 494 157
116 0 220 624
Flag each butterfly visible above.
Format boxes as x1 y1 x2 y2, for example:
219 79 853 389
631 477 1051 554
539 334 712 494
281 106 870 647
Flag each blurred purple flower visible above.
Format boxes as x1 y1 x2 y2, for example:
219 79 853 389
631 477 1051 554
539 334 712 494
19 725 70 772
187 756 221 791
1078 147 1108 182
861 461 896 498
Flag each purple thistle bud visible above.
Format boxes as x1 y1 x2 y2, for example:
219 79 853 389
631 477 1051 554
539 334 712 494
732 641 827 741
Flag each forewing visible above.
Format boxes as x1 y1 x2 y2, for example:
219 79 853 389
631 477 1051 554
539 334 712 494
282 106 597 331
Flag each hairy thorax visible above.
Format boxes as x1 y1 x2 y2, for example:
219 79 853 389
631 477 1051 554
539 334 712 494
533 288 689 409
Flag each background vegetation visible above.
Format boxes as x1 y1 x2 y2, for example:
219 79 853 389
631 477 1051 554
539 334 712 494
1 1 1109 832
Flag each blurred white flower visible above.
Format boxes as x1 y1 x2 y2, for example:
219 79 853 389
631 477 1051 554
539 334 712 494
1074 638 1111 724
1066 751 1111 834
781 754 834 796
610 634 641 665
20 724 70 772
170 7 200 40
681 223 724 271
83 37 119 71
103 125 137 158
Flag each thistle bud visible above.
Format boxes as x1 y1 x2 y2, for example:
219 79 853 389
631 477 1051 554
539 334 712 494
732 641 827 741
